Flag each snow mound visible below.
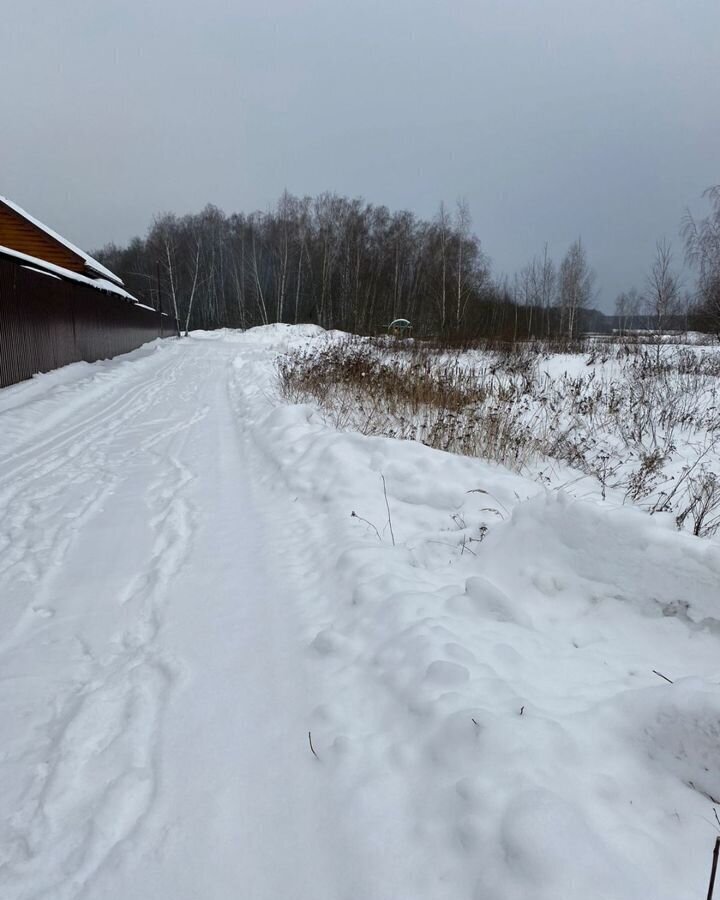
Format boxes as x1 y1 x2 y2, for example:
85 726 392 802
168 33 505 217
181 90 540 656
208 322 333 349
604 679 720 803
229 324 720 900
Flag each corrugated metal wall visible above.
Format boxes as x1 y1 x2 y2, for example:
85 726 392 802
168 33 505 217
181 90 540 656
0 256 176 388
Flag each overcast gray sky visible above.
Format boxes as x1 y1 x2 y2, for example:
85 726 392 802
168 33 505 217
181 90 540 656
2 0 718 309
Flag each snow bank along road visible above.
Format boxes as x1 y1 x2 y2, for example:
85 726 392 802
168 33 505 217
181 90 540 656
1 327 719 900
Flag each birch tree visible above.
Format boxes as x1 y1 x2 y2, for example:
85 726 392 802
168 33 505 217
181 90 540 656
558 239 595 340
682 185 720 336
644 239 680 337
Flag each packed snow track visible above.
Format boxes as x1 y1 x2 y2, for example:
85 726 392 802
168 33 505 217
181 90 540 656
0 336 350 900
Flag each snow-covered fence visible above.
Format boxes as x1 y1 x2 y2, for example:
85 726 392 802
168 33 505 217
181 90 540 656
0 254 177 387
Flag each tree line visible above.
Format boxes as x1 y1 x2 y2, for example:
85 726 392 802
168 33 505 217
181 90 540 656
96 187 720 340
613 186 720 338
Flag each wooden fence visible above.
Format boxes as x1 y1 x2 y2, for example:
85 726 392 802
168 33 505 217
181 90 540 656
0 254 176 388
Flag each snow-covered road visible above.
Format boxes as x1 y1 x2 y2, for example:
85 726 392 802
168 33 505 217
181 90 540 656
2 328 720 900
0 337 355 899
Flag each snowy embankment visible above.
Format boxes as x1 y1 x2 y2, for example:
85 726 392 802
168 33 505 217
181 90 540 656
232 325 720 900
0 326 718 900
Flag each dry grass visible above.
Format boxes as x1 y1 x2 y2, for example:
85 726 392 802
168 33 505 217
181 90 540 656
277 335 720 536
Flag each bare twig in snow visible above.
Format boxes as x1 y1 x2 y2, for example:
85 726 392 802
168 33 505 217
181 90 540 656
707 836 719 900
350 511 382 542
466 488 509 517
381 474 396 546
308 731 319 760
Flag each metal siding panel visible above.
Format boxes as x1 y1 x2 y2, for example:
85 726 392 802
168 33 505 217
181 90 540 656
0 257 170 388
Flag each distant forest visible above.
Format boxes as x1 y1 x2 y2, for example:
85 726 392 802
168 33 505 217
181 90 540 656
96 188 720 340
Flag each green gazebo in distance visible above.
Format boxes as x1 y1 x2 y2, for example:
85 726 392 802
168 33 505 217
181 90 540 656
387 318 412 337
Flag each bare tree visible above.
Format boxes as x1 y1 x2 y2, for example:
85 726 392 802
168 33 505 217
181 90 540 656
250 215 269 325
614 292 629 336
536 245 556 336
558 238 595 340
434 202 451 333
273 191 292 323
155 219 182 337
682 185 720 337
183 241 203 336
645 238 680 338
513 259 539 338
454 198 471 331
614 287 642 336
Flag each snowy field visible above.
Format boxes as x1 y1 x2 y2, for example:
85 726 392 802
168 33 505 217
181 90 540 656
1 326 719 899
278 332 720 536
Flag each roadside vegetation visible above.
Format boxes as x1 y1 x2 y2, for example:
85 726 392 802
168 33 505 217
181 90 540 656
278 334 720 537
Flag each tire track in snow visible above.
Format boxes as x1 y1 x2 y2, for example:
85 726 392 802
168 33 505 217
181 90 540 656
0 347 207 900
0 348 185 483
0 351 193 615
0 351 185 498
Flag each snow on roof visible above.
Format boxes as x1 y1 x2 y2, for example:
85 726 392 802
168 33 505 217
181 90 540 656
21 264 62 280
0 245 139 303
0 195 123 286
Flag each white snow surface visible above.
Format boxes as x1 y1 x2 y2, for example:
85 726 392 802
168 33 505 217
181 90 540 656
1 325 719 899
0 245 138 302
